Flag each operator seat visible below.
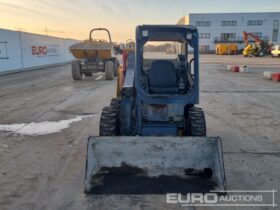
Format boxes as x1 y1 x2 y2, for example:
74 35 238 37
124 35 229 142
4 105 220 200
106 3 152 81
148 60 178 94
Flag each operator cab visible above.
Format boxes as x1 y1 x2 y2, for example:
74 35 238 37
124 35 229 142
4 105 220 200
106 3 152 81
138 26 197 96
132 25 200 135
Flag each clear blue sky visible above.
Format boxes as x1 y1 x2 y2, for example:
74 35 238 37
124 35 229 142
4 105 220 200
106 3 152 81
0 0 279 41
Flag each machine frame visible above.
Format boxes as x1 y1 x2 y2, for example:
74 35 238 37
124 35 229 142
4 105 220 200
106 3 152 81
121 25 200 136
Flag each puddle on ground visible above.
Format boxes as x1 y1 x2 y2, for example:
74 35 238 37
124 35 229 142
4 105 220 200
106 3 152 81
0 115 93 136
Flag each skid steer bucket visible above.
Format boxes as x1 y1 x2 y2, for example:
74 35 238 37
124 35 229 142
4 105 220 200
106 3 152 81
84 136 225 194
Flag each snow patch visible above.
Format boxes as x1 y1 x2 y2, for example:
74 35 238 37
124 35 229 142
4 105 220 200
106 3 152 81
96 75 103 80
0 115 93 136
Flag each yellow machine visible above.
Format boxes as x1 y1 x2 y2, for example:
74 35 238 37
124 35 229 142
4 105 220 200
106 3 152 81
69 28 119 80
70 40 113 60
242 44 260 57
271 45 280 57
242 31 272 57
216 44 238 55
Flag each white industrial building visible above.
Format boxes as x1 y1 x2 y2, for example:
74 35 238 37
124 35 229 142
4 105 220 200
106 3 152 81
178 12 280 52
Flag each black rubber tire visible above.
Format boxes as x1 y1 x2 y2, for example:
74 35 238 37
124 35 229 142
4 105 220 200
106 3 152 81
72 60 82 80
110 97 121 107
99 106 119 136
84 72 93 77
105 61 114 80
113 60 119 77
110 98 121 135
187 107 206 136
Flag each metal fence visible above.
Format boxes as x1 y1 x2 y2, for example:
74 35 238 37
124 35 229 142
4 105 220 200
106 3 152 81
0 28 78 74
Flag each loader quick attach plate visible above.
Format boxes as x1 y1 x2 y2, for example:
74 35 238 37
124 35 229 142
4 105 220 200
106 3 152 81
85 136 225 194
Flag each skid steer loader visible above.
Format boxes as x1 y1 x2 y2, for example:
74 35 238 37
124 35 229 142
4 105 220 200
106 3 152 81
85 25 226 194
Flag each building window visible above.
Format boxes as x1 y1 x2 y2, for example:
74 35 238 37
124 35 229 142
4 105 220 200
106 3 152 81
221 21 237 26
247 20 263 26
199 45 210 52
272 30 278 42
199 33 211 39
196 21 211 27
273 29 278 42
250 32 262 38
273 20 279 29
221 33 236 41
272 20 279 42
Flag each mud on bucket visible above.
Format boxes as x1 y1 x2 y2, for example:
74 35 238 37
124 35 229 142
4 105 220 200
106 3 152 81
84 136 226 194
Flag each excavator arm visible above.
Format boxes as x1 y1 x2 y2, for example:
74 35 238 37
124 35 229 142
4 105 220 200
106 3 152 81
243 31 261 45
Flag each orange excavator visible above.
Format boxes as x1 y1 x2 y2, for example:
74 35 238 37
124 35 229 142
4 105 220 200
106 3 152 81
242 31 272 57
